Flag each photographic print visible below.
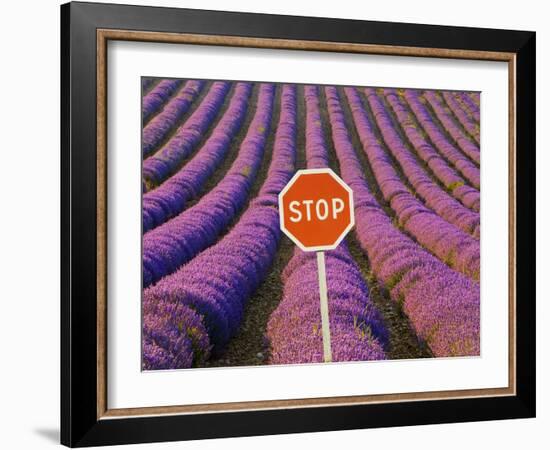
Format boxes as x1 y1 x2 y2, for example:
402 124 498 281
141 78 481 371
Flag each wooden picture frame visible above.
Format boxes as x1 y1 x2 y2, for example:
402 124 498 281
61 1 535 447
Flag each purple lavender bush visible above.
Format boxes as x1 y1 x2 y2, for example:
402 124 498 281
266 85 388 365
345 87 480 281
142 80 206 158
441 91 480 144
142 298 211 370
141 80 481 369
142 79 183 124
403 90 480 189
142 82 252 231
325 85 479 357
142 81 231 188
383 88 480 211
142 85 297 365
142 83 275 287
423 90 480 165
455 92 480 123
364 87 479 237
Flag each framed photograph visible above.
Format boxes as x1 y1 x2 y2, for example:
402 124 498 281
61 1 535 447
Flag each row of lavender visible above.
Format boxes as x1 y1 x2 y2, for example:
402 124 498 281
404 90 480 189
143 82 253 231
142 81 231 189
143 84 275 287
425 91 480 162
266 85 479 364
325 86 479 357
364 87 480 238
143 84 298 368
141 80 480 234
346 88 480 280
141 80 480 369
142 80 206 159
142 79 183 124
383 89 480 211
266 86 388 364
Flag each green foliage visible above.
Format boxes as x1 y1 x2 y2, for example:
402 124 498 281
447 180 465 191
443 249 457 267
241 165 252 177
386 270 405 290
312 322 322 337
353 315 375 342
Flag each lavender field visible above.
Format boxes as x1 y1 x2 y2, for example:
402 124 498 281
141 78 481 370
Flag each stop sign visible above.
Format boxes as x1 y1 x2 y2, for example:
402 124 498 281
278 168 354 251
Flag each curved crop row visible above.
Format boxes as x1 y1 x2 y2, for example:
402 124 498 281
364 88 479 237
142 80 206 158
441 91 480 144
455 92 481 123
403 90 480 189
468 92 480 106
142 79 183 124
142 299 211 370
142 84 298 366
142 78 156 93
142 81 231 189
325 86 479 357
345 87 480 280
267 85 388 365
383 89 480 212
268 246 388 364
423 91 480 165
142 82 253 232
143 84 275 288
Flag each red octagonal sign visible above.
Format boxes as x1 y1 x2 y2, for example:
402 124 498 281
278 168 355 251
